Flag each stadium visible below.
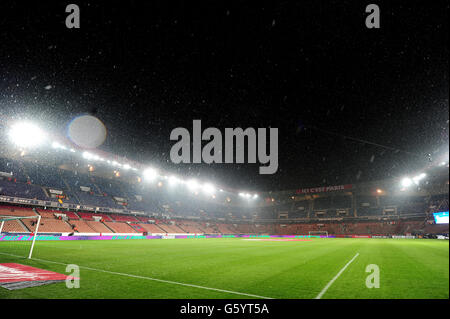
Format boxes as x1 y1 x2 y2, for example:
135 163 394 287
0 1 448 313
0 117 448 299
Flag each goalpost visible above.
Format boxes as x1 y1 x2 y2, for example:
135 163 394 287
308 231 328 238
0 215 41 259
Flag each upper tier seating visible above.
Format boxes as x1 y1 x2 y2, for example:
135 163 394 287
0 180 47 200
0 158 28 182
75 191 120 208
23 163 67 190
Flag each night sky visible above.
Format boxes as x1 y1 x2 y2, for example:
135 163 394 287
0 1 448 191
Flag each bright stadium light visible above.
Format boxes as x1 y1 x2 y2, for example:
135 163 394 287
202 183 215 194
186 179 200 191
413 173 426 185
401 177 413 188
253 194 258 199
143 168 158 182
8 122 46 148
168 175 180 186
82 151 94 160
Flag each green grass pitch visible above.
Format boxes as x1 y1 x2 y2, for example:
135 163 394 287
0 238 448 299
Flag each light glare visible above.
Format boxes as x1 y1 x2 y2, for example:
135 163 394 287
202 183 215 194
401 177 412 188
186 179 200 191
8 122 46 148
143 168 158 182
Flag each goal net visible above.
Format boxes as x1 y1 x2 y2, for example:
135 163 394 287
0 215 42 260
308 231 328 238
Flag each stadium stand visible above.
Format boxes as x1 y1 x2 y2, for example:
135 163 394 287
70 220 96 233
86 220 113 233
0 155 448 237
1 220 28 232
139 223 166 233
0 179 47 200
104 222 137 233
110 214 139 222
22 217 73 233
0 206 37 217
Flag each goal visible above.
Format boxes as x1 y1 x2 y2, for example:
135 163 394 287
0 215 41 259
308 231 328 238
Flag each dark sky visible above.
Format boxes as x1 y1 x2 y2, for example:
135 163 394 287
0 1 448 191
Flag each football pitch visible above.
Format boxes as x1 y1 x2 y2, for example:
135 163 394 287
0 238 448 299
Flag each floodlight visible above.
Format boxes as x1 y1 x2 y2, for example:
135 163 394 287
186 179 200 191
8 122 46 148
253 194 258 199
83 151 93 159
401 177 412 188
412 173 426 185
202 183 215 194
123 164 131 170
143 168 158 182
168 175 180 186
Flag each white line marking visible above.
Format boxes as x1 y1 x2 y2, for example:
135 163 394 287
0 252 273 299
315 252 359 299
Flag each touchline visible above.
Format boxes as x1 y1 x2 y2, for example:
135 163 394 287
170 120 278 174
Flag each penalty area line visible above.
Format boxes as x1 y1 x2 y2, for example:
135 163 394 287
314 252 359 299
0 252 273 299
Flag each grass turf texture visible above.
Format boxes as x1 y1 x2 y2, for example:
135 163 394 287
0 238 448 299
